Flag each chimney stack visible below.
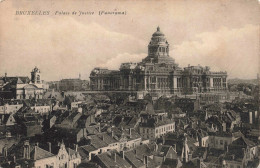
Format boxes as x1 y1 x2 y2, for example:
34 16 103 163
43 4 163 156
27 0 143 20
48 142 52 153
23 140 30 159
121 151 125 160
173 144 176 152
111 131 114 138
155 143 158 152
242 148 245 155
226 145 229 153
75 144 78 152
3 144 8 158
143 155 148 166
114 153 117 162
129 128 132 138
34 145 37 160
4 72 7 82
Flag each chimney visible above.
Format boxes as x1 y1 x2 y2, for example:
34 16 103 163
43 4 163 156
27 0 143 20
129 128 132 138
34 145 37 160
4 72 7 82
226 145 229 153
143 155 148 166
173 144 176 152
120 151 125 160
134 149 137 156
98 124 101 133
242 148 245 155
75 144 78 152
23 140 30 159
188 153 192 161
113 153 117 162
111 131 114 138
48 142 52 153
155 143 158 152
3 144 8 158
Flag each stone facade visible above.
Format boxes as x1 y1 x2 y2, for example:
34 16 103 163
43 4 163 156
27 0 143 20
0 67 44 99
90 27 227 96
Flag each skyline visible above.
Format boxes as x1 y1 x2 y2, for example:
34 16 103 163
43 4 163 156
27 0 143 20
0 0 259 81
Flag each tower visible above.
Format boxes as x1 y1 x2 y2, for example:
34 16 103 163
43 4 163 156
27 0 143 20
148 26 169 57
143 26 176 64
31 66 41 84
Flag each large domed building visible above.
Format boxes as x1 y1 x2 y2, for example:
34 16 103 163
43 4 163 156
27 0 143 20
90 27 227 97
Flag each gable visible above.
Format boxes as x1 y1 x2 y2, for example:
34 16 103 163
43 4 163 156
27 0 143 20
166 147 178 159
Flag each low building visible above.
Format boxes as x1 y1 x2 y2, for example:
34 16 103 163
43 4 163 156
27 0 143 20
0 100 23 114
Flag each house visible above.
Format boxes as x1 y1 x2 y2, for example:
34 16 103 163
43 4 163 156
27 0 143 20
0 100 23 114
139 114 175 140
124 150 146 168
92 150 132 168
223 136 258 168
43 127 88 144
76 114 95 128
153 144 178 165
14 114 42 137
111 127 142 151
0 113 16 126
55 111 82 129
1 140 81 168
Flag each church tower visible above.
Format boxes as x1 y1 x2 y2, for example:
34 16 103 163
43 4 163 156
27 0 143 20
31 66 41 84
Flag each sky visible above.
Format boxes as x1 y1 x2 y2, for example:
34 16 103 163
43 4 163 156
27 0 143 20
0 0 259 81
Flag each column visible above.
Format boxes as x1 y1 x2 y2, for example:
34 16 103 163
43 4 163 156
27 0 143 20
210 77 213 88
173 77 177 89
144 76 147 91
156 77 158 89
220 77 223 89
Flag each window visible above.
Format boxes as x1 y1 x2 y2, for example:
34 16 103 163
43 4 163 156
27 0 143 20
220 140 223 145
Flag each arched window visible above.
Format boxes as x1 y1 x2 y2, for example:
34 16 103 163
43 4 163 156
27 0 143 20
37 75 40 83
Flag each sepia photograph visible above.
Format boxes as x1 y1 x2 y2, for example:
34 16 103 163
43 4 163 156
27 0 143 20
0 0 259 167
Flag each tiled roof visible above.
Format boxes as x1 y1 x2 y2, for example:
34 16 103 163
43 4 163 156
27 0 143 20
66 147 77 156
30 146 55 160
124 150 145 168
96 151 131 168
231 136 256 147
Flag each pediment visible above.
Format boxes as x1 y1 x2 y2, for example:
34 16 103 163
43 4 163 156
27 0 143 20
23 84 38 89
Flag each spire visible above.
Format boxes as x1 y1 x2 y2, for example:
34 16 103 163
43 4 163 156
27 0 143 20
157 26 160 32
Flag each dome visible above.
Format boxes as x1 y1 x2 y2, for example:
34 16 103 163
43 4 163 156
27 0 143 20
152 26 164 37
